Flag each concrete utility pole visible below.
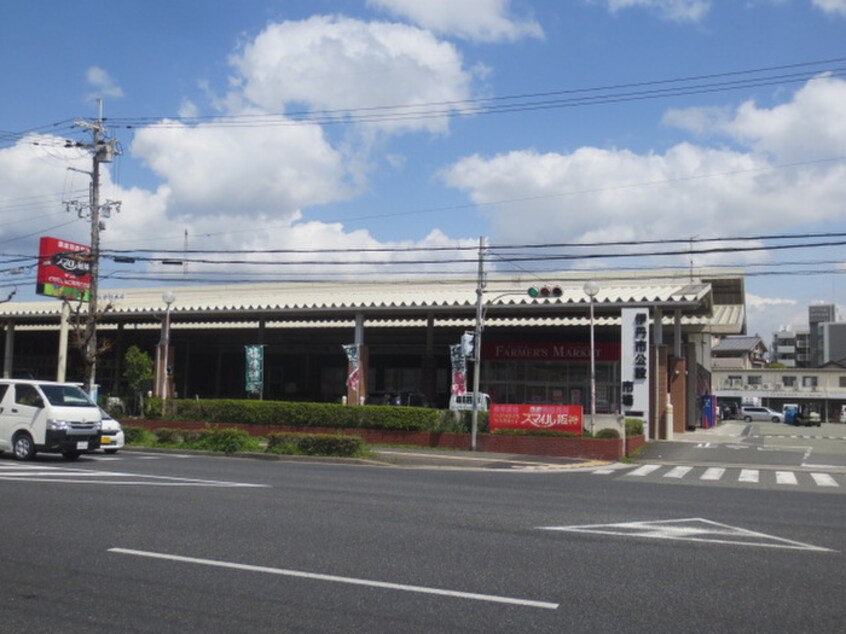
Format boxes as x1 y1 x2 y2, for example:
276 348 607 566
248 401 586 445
65 99 120 396
471 236 487 450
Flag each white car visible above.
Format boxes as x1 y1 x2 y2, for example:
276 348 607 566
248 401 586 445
98 410 125 454
739 405 784 423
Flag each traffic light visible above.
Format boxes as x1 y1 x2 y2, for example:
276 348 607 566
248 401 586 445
528 285 562 298
461 332 475 358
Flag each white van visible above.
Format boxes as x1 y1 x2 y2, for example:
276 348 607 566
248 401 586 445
449 392 490 411
0 379 102 461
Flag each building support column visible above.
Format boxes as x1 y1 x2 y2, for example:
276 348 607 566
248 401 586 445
3 322 14 378
422 312 436 403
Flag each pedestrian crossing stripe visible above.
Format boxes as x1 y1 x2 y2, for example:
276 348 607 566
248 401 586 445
605 464 841 488
0 462 268 488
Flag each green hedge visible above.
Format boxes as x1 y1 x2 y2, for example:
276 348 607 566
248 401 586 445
266 432 366 457
145 397 444 432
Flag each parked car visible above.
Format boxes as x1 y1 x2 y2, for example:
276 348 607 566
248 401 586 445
98 409 125 454
739 405 783 422
0 379 102 460
366 391 431 408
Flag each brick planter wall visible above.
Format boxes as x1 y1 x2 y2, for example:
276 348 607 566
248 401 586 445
123 419 644 461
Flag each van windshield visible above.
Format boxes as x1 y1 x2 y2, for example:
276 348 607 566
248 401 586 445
39 384 96 408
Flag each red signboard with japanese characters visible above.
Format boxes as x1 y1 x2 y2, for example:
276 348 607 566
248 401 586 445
36 236 91 301
490 404 583 434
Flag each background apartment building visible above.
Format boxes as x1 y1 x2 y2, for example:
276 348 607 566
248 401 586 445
771 327 810 368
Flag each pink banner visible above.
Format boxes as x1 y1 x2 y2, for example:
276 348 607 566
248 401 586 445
490 404 583 434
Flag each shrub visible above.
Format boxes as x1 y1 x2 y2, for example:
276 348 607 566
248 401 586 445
266 432 366 457
595 428 620 439
144 397 441 432
625 418 644 436
153 428 187 446
123 425 155 446
186 428 261 454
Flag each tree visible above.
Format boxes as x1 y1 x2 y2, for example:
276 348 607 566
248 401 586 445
123 345 153 415
66 297 113 390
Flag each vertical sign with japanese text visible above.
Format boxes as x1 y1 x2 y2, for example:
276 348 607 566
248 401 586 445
245 345 264 395
621 308 650 430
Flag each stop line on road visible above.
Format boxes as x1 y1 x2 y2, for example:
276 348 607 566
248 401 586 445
600 463 841 488
0 462 268 488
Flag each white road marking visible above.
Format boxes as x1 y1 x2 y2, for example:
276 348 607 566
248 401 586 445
0 463 267 488
776 471 798 485
810 473 838 488
700 468 725 481
664 466 693 479
592 468 617 475
738 469 759 484
628 464 661 477
108 548 559 610
538 518 834 552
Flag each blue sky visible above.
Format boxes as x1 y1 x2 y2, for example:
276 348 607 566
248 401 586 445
1 0 846 341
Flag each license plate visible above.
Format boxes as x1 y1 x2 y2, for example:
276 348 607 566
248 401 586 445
77 441 89 450
101 436 112 444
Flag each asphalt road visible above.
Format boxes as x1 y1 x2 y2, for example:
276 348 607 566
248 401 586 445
638 420 846 470
1 451 843 633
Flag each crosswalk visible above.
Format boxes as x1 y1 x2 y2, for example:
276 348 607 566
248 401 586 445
593 463 842 489
0 461 267 488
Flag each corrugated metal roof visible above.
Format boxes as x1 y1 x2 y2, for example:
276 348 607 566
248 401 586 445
0 272 742 333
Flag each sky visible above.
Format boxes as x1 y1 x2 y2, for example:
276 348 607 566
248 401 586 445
1 0 846 344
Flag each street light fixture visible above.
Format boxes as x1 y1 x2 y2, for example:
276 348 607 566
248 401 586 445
583 281 600 436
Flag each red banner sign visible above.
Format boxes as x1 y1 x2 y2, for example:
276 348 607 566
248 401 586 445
36 236 91 301
490 404 583 434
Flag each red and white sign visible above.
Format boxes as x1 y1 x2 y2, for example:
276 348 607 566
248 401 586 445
490 404 583 434
36 236 91 301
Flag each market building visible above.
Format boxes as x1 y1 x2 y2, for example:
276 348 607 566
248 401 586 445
0 270 746 439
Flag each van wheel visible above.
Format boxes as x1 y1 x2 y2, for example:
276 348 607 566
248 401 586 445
13 433 36 461
743 416 752 422
62 450 81 461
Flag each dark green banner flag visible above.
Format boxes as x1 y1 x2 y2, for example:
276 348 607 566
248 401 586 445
245 345 264 395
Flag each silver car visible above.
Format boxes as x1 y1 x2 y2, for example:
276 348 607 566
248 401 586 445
739 405 783 422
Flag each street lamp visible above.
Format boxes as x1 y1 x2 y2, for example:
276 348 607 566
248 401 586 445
159 291 176 401
583 281 600 436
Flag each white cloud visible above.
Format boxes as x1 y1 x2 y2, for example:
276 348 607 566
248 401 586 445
367 0 543 42
665 76 846 162
442 76 846 255
86 66 124 99
228 15 475 135
131 118 354 218
593 0 711 22
812 0 846 16
746 293 801 340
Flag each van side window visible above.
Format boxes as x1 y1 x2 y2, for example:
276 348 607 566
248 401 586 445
0 384 8 402
15 384 44 408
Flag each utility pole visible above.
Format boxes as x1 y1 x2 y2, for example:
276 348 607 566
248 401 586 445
471 236 487 450
64 99 120 397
